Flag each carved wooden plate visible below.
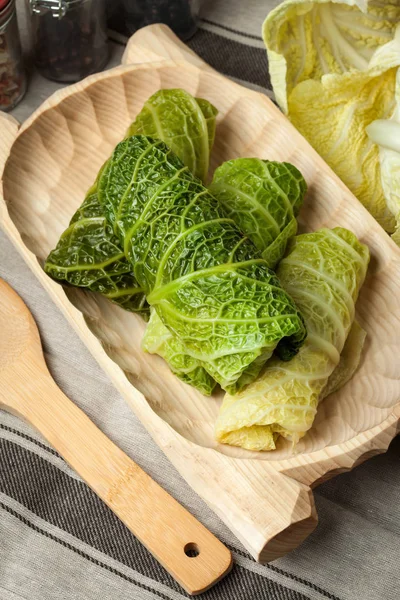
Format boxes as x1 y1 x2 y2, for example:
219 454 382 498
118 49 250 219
1 25 399 562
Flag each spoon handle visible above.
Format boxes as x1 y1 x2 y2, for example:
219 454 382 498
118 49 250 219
4 356 231 594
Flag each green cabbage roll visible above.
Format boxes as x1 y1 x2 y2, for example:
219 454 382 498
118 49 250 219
98 135 307 393
44 90 217 314
210 158 306 268
143 158 307 394
215 227 369 451
126 89 217 182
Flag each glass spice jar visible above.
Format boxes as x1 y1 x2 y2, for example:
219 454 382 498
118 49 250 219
29 0 109 83
0 0 26 111
107 0 201 42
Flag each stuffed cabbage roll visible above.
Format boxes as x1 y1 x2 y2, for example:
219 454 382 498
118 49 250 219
215 227 369 451
98 135 307 392
143 158 307 394
45 90 217 313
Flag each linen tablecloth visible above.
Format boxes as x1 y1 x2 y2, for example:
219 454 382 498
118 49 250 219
1 1 399 599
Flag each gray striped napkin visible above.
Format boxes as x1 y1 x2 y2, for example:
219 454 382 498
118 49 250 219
1 2 399 599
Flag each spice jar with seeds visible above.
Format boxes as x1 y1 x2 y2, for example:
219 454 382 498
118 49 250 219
0 0 26 111
29 0 109 83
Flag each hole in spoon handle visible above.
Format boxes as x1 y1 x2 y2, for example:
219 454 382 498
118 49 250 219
184 542 200 558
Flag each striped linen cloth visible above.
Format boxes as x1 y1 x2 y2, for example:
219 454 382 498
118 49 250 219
1 2 400 599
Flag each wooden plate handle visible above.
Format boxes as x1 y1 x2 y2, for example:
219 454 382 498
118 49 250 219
0 114 22 247
0 113 19 169
121 24 212 70
166 443 318 563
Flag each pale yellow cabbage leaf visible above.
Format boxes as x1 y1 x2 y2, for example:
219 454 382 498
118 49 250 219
215 228 369 452
367 69 400 242
289 68 397 230
321 319 366 399
263 0 400 232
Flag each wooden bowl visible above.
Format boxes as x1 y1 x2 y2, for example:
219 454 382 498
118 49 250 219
1 25 399 562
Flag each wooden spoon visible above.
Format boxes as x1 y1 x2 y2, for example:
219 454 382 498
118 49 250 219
0 278 232 594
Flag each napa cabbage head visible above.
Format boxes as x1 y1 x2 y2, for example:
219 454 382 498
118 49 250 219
263 0 400 234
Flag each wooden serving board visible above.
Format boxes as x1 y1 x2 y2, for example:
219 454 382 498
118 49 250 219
1 25 400 562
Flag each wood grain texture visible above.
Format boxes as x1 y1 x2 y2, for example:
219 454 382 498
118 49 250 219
0 24 399 562
0 277 232 595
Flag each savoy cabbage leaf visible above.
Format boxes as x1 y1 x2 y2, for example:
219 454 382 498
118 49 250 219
215 227 369 451
44 185 148 315
143 307 217 395
98 135 307 393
